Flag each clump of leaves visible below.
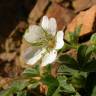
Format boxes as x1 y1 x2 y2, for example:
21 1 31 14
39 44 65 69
1 25 96 96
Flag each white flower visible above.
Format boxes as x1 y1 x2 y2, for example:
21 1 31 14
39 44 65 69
23 16 64 66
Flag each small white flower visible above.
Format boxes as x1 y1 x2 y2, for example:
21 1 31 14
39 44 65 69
23 16 64 66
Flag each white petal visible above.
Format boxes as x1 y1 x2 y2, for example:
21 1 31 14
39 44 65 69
23 47 46 65
41 16 49 30
55 31 64 50
24 25 44 43
48 18 57 36
41 50 57 66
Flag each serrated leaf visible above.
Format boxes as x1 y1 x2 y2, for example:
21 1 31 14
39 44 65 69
22 67 40 77
82 59 96 72
66 25 82 45
42 75 59 96
28 82 40 89
58 65 78 76
17 91 27 96
59 54 78 70
52 87 61 96
0 80 28 96
71 75 86 88
57 76 76 93
77 45 96 71
69 32 77 44
77 45 88 67
43 64 51 75
75 92 81 96
10 80 28 92
91 86 96 96
74 24 82 36
0 89 12 96
86 45 96 55
90 33 96 45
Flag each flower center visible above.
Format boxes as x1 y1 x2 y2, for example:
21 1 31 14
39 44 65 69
48 38 55 49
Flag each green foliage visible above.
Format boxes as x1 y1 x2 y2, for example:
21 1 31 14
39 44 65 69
77 45 88 65
63 25 82 51
1 25 96 96
22 65 40 77
90 33 96 45
82 59 96 72
59 54 79 70
0 80 28 96
16 91 27 96
66 25 82 45
77 44 96 72
52 76 79 96
0 89 12 96
57 76 75 93
43 64 51 75
42 75 59 96
91 86 96 96
59 44 96 72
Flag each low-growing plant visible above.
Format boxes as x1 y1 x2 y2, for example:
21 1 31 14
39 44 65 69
1 16 96 96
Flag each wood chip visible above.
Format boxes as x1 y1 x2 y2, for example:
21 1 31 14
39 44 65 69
73 0 96 12
28 0 49 24
46 3 75 29
66 5 96 36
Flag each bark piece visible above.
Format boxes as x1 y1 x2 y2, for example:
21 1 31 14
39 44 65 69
46 3 75 29
73 0 96 12
66 5 96 36
28 0 49 24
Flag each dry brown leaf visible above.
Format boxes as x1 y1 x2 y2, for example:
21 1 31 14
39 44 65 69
51 63 58 77
51 0 63 3
66 5 96 36
20 39 31 68
73 0 96 12
28 0 49 24
46 3 75 29
0 77 12 89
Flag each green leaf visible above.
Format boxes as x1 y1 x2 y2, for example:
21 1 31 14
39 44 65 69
10 80 28 92
52 87 61 96
22 65 40 77
77 45 88 67
90 33 96 45
69 32 77 44
74 24 82 36
0 80 28 96
28 82 40 89
66 25 82 45
0 89 12 96
75 92 81 96
17 91 27 96
59 54 78 70
82 59 96 72
62 42 72 51
43 64 51 75
87 45 96 55
85 72 96 96
77 45 96 71
91 86 96 96
71 75 86 88
57 76 76 93
58 65 78 76
42 75 59 96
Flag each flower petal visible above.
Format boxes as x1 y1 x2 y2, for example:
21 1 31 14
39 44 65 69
48 18 57 36
23 47 46 65
55 31 64 50
41 50 57 66
41 16 49 30
24 25 44 43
